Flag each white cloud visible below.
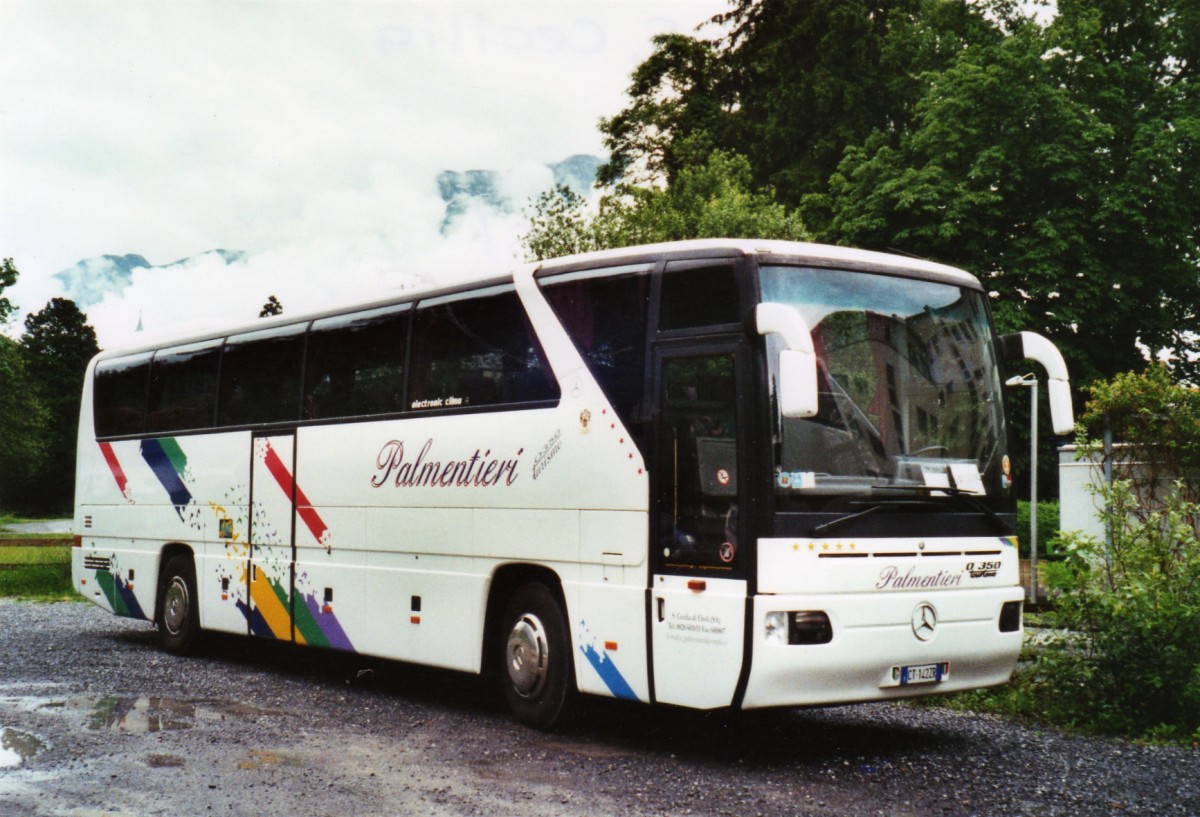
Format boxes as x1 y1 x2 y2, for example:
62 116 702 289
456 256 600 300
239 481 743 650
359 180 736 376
1 0 725 347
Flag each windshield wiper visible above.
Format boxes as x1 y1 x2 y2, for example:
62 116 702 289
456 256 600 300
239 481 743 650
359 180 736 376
811 503 887 537
872 485 1009 533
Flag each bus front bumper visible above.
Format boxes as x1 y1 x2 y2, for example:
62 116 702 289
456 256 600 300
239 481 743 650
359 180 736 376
740 587 1025 710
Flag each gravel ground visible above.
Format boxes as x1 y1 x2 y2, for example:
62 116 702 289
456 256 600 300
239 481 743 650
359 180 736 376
0 600 1196 817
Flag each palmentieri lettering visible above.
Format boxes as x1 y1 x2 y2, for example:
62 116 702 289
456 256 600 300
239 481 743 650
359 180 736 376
875 565 964 590
372 439 523 489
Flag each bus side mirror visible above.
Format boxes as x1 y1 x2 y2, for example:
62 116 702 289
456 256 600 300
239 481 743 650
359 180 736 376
756 303 818 419
1000 331 1075 435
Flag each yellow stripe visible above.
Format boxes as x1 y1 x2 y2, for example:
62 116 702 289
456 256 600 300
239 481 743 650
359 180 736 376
249 570 306 644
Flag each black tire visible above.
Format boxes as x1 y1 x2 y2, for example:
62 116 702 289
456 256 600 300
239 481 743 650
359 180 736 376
157 554 201 655
498 582 576 730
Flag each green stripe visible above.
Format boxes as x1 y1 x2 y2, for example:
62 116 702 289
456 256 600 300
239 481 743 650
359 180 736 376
158 437 188 475
292 595 329 648
94 570 128 616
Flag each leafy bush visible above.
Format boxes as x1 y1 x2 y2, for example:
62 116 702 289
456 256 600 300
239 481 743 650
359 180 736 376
956 366 1200 742
1037 481 1200 740
1015 500 1062 560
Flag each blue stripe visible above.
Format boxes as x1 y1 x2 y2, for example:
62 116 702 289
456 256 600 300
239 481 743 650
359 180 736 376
580 644 639 701
140 438 192 516
115 576 147 620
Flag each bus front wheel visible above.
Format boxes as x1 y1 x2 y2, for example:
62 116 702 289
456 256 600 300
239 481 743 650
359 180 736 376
499 583 575 730
157 555 201 655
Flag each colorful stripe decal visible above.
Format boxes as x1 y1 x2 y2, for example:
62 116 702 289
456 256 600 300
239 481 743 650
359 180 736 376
140 438 192 517
299 594 353 651
94 569 147 621
258 440 329 546
245 570 297 642
235 573 354 651
580 644 639 701
98 442 131 500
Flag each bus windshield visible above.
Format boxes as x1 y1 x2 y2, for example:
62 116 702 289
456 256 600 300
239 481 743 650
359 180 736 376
760 265 1010 512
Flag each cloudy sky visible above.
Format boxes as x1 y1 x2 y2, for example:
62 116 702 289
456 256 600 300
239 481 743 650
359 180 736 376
1 0 725 348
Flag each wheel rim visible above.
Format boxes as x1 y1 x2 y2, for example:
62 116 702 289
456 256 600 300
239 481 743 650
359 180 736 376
162 577 190 636
506 613 549 699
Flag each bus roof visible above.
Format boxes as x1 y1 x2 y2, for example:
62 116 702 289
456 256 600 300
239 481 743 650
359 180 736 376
93 239 981 361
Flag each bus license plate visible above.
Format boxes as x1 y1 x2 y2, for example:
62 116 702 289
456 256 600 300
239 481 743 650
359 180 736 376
899 663 945 685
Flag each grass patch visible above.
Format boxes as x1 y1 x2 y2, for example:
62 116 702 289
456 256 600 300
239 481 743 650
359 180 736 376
0 545 75 600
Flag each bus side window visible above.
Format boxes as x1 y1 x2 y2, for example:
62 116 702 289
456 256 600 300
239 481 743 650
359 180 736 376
218 324 305 427
540 268 650 428
94 353 152 438
659 263 741 332
305 306 409 420
409 288 558 411
146 342 221 433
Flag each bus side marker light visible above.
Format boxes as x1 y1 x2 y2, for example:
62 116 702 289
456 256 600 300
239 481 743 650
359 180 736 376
410 616 421 625
687 580 706 592
605 641 618 652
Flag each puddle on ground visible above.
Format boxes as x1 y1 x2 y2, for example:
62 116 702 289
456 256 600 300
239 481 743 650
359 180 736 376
0 695 286 736
0 727 45 768
84 697 285 734
237 749 306 770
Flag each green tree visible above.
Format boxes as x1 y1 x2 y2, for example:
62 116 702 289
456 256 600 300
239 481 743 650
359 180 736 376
259 295 283 318
522 185 607 262
825 1 1200 385
603 142 808 246
0 258 17 326
19 298 100 513
598 33 733 188
522 143 807 261
0 337 48 511
600 0 1200 386
600 1 1005 203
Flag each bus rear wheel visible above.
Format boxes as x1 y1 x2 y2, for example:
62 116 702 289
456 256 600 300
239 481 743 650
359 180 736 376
157 554 201 655
499 583 575 730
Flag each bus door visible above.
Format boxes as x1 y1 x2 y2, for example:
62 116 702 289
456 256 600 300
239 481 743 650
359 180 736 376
650 343 749 708
247 431 297 641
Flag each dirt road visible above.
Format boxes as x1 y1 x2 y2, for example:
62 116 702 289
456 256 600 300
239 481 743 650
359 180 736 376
1 601 1196 816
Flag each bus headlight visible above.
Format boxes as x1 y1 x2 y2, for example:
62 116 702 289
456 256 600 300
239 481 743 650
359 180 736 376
764 611 833 645
764 611 789 645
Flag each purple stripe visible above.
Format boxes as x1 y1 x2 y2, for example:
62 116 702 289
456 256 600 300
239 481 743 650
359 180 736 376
303 595 354 652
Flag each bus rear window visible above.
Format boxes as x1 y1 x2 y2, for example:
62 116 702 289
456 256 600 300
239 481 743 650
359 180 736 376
93 353 152 437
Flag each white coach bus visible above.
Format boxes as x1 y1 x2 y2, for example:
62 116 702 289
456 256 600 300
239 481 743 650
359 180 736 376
73 239 1074 728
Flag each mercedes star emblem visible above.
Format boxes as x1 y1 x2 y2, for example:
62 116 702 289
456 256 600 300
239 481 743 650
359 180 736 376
912 603 938 641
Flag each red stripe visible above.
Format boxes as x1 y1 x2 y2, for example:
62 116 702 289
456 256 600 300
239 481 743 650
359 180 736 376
260 441 329 544
99 442 129 498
